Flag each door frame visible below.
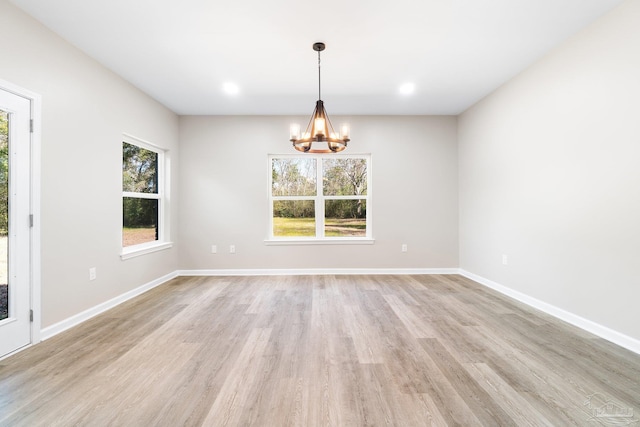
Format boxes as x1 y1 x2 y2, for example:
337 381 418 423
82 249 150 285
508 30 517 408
0 78 42 356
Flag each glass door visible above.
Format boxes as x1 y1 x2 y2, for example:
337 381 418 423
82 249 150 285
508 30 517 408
0 88 31 358
1 109 8 322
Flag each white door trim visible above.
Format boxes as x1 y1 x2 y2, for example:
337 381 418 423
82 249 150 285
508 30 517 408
0 78 42 351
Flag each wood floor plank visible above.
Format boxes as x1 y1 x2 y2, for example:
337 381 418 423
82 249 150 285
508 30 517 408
419 338 517 426
342 304 386 364
383 294 438 339
1 274 639 426
465 362 555 427
202 328 273 426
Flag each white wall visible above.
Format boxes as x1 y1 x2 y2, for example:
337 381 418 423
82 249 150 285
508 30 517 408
178 115 458 270
459 0 640 341
0 1 180 327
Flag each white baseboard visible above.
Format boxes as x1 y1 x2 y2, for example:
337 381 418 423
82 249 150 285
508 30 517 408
177 268 460 276
460 270 640 355
40 271 178 340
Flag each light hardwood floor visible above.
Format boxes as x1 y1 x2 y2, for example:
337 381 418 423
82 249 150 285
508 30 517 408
1 274 639 426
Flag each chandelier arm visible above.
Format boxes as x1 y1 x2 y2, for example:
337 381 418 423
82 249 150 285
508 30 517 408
324 108 338 140
298 102 318 142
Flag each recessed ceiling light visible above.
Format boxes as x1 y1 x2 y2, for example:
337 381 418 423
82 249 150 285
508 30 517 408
399 82 415 96
222 82 240 95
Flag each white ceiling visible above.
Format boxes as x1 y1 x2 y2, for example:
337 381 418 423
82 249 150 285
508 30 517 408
9 0 624 115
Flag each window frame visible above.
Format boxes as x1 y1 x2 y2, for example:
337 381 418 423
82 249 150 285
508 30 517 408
266 153 373 245
120 134 172 259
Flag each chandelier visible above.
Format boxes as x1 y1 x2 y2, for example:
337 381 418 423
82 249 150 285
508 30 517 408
290 42 349 153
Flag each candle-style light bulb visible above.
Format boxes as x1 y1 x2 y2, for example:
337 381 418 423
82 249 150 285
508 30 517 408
314 118 325 136
340 123 350 140
290 123 301 141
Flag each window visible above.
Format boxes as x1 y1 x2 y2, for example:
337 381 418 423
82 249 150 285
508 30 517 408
269 154 371 242
121 135 170 258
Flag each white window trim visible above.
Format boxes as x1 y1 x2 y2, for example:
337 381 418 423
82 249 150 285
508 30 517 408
120 133 172 260
266 153 373 244
121 241 173 260
264 238 374 246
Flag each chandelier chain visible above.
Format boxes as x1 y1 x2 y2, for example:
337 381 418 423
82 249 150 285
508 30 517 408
318 50 322 100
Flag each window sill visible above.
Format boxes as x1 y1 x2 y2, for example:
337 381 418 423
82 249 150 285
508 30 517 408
264 238 375 246
121 241 173 260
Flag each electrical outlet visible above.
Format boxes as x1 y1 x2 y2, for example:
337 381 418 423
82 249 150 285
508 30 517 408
502 254 508 265
401 244 408 252
89 267 97 281
230 245 236 254
211 245 217 254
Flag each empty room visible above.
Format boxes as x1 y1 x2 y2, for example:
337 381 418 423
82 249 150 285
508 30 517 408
0 0 639 425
